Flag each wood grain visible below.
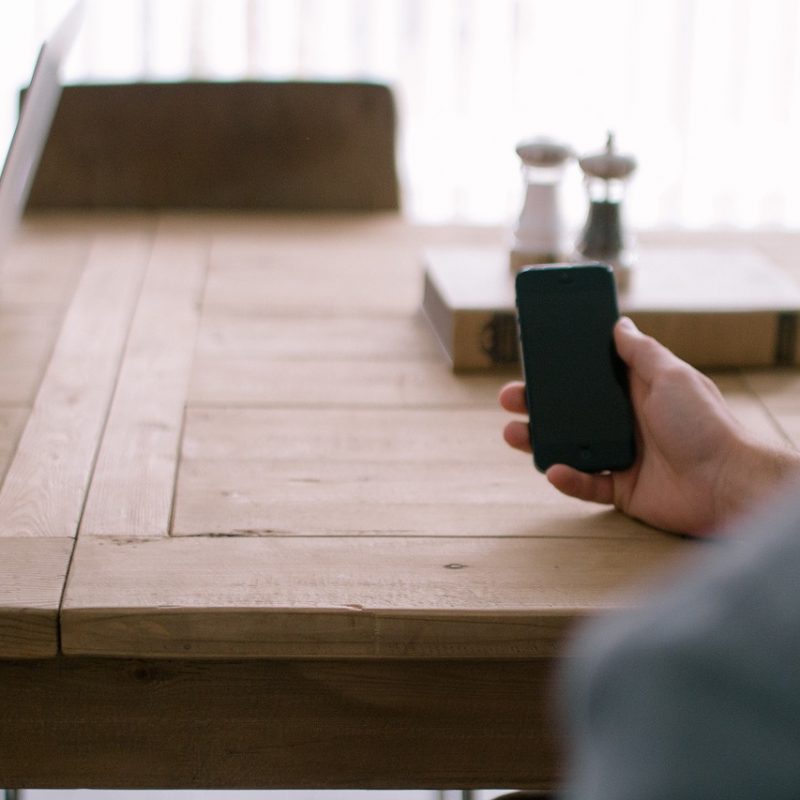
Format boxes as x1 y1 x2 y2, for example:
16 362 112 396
713 372 793 446
196 313 443 361
173 407 605 537
181 407 523 462
0 311 62 404
172 457 641 537
202 252 421 315
0 221 88 307
0 221 91 406
189 357 511 407
0 229 152 537
740 369 800 448
174 375 779 537
0 537 74 657
0 656 562 789
61 534 688 658
79 222 207 537
0 407 27 481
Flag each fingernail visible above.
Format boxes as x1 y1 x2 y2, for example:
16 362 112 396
617 316 637 331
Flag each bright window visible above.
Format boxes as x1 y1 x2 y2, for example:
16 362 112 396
2 0 799 229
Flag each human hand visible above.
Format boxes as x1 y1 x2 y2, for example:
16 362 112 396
500 317 800 535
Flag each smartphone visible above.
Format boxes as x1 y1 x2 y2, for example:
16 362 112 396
515 263 635 473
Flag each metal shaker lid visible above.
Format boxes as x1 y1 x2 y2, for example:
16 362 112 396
579 132 636 180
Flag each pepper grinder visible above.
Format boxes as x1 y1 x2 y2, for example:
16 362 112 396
576 133 637 289
509 138 573 273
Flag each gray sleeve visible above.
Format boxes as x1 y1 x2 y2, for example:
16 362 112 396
561 480 800 800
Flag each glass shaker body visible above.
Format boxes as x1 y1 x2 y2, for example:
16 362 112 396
510 163 567 273
576 134 636 289
578 176 625 259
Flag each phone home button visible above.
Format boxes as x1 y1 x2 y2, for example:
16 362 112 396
579 446 593 461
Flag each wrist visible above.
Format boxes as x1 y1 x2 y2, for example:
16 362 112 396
714 435 800 532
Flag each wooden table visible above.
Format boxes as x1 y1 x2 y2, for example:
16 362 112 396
1 213 798 790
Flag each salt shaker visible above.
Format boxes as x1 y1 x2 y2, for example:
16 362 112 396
509 138 573 273
576 132 637 289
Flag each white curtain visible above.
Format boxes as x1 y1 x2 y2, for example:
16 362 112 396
2 0 799 229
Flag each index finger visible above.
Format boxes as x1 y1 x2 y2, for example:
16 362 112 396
499 381 527 414
614 317 686 387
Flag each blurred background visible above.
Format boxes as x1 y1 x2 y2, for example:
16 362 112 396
1 0 799 230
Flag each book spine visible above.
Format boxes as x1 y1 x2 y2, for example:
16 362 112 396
776 312 799 366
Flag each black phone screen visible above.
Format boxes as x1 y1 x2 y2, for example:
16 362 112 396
515 264 635 473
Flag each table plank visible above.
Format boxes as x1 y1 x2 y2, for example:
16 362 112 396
182 407 512 462
80 221 208 537
172 455 645 538
0 220 88 308
1 218 117 657
714 372 794 446
174 407 595 537
0 312 63 404
0 407 27 480
0 538 74 657
203 215 425 316
197 313 444 361
0 228 152 537
61 533 687 658
189 357 510 407
740 370 800 448
173 408 580 536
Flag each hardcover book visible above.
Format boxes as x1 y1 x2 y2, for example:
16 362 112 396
422 247 800 370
